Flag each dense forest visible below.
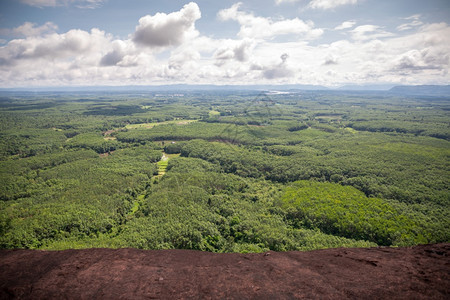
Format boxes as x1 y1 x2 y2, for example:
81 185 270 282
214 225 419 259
0 90 448 252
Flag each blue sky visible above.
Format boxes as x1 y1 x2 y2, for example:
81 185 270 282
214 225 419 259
0 0 449 87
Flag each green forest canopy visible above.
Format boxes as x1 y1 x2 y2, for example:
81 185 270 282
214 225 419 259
0 90 448 251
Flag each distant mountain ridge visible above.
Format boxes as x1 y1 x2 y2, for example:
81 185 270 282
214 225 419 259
1 84 450 94
389 85 450 96
0 84 329 92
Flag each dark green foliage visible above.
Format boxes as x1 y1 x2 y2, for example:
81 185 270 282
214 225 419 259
348 120 450 140
175 136 449 206
0 129 66 159
84 105 144 116
288 124 308 132
118 168 375 252
0 147 157 248
164 141 186 154
66 132 121 153
281 181 430 246
0 150 99 201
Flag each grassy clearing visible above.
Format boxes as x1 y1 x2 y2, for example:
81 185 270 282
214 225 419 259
209 110 221 118
157 153 180 176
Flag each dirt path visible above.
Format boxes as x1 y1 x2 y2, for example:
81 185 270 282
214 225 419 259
1 244 448 299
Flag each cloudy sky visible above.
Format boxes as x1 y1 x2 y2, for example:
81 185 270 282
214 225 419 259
0 0 449 87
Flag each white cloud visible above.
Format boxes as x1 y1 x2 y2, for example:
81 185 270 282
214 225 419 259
351 25 394 41
168 48 200 71
3 22 58 37
132 2 201 48
20 0 106 8
388 23 450 74
404 14 422 20
275 0 301 4
247 21 450 85
397 20 423 32
218 2 323 40
335 21 356 30
392 50 442 72
20 0 58 6
1 2 449 87
308 0 358 10
0 27 119 86
165 36 216 75
0 28 111 70
262 53 294 79
323 54 338 65
99 40 138 67
397 15 423 32
214 39 253 65
74 0 105 9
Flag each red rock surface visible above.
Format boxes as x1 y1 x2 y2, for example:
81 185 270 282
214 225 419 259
1 244 449 299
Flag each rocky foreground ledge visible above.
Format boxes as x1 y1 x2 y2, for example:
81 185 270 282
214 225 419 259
1 244 449 299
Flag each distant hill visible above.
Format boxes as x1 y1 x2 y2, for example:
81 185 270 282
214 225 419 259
144 84 330 91
336 84 395 91
389 85 450 96
2 84 449 95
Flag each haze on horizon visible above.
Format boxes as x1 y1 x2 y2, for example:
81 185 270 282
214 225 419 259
0 0 449 88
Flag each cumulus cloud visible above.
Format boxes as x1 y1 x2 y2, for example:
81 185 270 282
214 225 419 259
392 50 442 72
100 40 134 66
100 49 124 67
132 2 201 48
0 28 110 68
335 21 356 30
0 27 120 86
214 39 253 66
308 0 358 10
0 4 204 86
218 2 323 40
20 0 106 8
29 29 105 59
263 53 294 79
168 48 200 71
1 2 450 87
323 55 338 65
389 24 450 74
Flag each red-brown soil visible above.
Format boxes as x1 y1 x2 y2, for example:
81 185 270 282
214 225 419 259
1 244 448 299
